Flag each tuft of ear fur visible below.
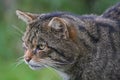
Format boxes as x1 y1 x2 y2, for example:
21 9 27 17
16 10 38 23
48 17 69 39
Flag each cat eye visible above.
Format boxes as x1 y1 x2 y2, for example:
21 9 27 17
37 42 46 50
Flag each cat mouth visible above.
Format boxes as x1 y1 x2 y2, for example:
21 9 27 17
28 64 44 70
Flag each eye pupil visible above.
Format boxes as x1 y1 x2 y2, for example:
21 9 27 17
40 44 44 49
37 44 45 50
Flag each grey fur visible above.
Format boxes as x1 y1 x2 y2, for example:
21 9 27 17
19 2 120 80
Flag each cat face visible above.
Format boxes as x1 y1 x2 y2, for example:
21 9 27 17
16 10 80 70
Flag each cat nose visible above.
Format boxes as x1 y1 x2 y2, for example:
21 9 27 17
24 50 33 62
25 57 31 62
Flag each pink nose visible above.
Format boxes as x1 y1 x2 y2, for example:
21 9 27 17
24 50 33 62
25 57 31 62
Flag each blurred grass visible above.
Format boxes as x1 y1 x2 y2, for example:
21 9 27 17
0 60 61 80
0 0 120 80
0 22 61 80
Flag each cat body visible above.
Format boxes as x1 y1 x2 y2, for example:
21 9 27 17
16 2 120 80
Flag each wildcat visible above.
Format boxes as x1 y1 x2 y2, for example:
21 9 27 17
16 2 120 80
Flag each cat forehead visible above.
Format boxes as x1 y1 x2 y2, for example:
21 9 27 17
27 12 67 28
38 12 68 21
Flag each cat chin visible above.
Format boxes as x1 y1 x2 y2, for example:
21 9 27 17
29 65 44 70
26 60 44 70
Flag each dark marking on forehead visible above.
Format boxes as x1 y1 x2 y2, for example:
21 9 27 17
39 12 73 21
29 11 80 30
96 22 117 32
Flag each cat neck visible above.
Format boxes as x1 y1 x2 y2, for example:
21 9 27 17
55 69 70 80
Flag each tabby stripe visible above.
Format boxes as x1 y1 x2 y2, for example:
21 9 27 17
97 22 117 58
48 46 66 58
96 22 116 32
78 25 86 32
108 31 117 58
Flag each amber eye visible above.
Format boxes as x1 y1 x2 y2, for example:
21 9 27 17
37 43 46 50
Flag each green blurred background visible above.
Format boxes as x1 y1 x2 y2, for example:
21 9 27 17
0 0 120 80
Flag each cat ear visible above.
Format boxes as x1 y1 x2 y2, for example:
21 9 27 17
48 17 69 39
16 10 38 23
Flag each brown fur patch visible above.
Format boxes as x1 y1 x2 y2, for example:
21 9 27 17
68 25 77 42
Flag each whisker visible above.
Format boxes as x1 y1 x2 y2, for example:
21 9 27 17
44 64 50 69
11 59 24 70
11 25 24 34
43 64 56 73
15 59 24 68
16 56 24 61
43 64 62 79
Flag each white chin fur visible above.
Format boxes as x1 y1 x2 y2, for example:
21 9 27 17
55 70 70 80
24 59 69 80
24 60 44 70
29 65 44 70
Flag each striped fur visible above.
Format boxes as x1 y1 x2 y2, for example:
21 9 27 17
17 2 120 80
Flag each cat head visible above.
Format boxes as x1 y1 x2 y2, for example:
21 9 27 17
16 10 80 70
